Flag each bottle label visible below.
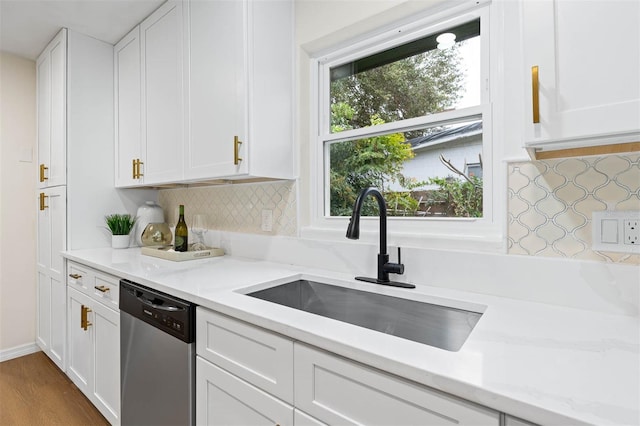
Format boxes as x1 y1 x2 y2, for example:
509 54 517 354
175 236 187 251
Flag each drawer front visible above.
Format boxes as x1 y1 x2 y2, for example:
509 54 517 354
294 344 500 426
67 262 92 295
92 271 119 309
196 357 293 426
196 308 293 404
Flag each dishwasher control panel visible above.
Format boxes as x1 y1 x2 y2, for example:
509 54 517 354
120 279 195 343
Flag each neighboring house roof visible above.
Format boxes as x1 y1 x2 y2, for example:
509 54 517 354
408 121 482 151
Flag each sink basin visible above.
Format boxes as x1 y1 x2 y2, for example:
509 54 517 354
246 280 482 351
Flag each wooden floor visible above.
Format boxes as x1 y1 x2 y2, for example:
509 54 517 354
0 351 109 425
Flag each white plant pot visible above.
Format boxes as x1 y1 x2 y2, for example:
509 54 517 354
112 234 130 249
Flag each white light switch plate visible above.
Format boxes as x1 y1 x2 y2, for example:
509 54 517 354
592 210 640 253
261 209 273 232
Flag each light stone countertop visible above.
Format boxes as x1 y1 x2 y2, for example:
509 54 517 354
63 247 640 426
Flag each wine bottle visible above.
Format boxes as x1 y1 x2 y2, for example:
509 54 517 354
174 204 188 252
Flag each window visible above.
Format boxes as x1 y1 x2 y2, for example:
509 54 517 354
313 4 490 216
310 4 497 247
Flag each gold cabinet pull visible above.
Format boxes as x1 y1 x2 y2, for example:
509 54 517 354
132 159 144 179
69 273 82 280
94 285 110 293
39 193 48 211
531 65 540 124
233 136 243 165
81 305 93 331
39 164 49 182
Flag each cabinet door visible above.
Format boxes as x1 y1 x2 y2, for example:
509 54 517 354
196 357 293 426
523 0 640 146
184 0 248 180
140 0 185 184
36 186 66 370
114 27 143 187
504 415 538 426
36 29 67 188
196 308 293 403
294 344 499 426
294 409 327 426
93 302 120 425
67 287 93 395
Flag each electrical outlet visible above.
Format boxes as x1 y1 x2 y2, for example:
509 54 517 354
624 219 640 245
592 210 640 254
261 209 273 232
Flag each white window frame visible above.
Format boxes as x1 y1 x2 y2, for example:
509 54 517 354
304 1 504 252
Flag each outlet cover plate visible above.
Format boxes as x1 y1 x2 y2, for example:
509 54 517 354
592 211 640 254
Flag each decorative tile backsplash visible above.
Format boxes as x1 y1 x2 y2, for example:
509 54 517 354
507 153 640 264
158 180 297 237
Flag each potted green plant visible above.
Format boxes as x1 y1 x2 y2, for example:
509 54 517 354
105 213 137 249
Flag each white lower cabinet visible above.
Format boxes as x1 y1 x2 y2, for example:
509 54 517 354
196 357 294 426
66 262 120 425
294 409 327 426
195 309 502 426
295 344 499 426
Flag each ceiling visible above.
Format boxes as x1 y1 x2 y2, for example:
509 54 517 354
0 0 164 60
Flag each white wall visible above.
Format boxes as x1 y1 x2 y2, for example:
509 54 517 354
0 52 37 355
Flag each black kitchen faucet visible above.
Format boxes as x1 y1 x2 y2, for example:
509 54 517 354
346 187 415 288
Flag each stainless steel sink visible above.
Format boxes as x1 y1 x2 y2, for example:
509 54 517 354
246 280 482 351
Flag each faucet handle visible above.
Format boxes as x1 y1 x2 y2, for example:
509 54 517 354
383 247 405 275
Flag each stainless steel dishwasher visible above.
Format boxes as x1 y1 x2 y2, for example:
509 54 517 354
120 279 196 425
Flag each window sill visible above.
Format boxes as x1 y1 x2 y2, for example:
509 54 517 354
301 219 505 253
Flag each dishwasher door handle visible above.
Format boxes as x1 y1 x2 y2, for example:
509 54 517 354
137 294 185 312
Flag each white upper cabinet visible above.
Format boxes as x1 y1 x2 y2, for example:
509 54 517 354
114 27 142 187
115 0 295 186
184 0 295 181
140 0 185 185
522 0 640 151
37 29 67 188
184 0 248 179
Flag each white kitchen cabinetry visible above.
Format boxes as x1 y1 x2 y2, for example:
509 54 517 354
36 27 155 374
196 357 294 426
522 0 640 153
37 29 66 188
504 415 538 426
36 186 66 370
184 0 294 181
140 0 185 185
295 343 500 426
67 263 120 425
196 309 501 426
196 308 294 402
114 27 142 187
115 0 185 187
294 409 327 426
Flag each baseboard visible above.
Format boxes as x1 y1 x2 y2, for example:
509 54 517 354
0 342 40 362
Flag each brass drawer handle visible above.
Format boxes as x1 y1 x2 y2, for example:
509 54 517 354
69 273 82 280
39 193 48 211
233 136 243 165
81 305 93 331
531 65 540 124
94 285 110 293
40 164 49 182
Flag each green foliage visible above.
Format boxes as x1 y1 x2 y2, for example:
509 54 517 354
331 46 464 133
428 176 483 218
329 109 415 216
105 213 136 235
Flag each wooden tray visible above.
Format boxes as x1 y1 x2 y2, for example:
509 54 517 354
141 245 225 261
